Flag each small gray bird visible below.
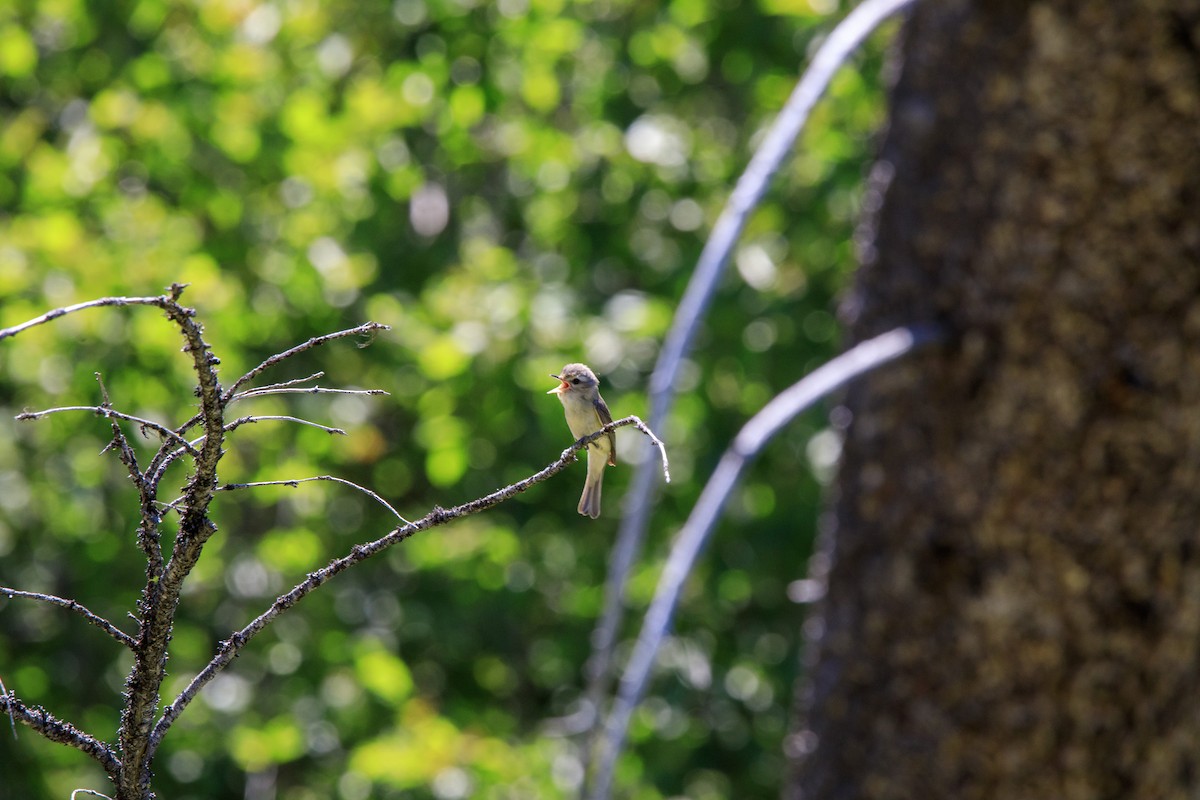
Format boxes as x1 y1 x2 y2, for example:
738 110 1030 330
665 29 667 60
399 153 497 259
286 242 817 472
548 363 616 518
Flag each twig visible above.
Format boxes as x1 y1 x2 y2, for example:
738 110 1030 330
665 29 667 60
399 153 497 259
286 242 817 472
16 406 199 456
170 323 388 441
231 386 389 403
0 290 175 779
0 690 121 780
1 676 15 739
93 374 150 496
146 397 376 504
589 324 940 800
582 0 920 782
222 415 347 437
217 476 412 525
146 415 669 756
568 417 670 485
152 409 351 498
222 323 390 402
0 296 168 342
1 587 136 649
250 371 326 389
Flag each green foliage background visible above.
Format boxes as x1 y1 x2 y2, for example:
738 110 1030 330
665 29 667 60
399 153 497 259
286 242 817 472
0 0 890 797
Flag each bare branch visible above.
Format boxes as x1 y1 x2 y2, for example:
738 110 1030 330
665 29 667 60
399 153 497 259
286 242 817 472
589 324 941 800
143 445 190 503
0 690 121 779
95 368 165 578
1 587 136 649
250 371 327 389
93 374 151 497
223 414 347 436
0 296 169 342
17 405 200 456
584 0 920 781
154 413 351 495
231 386 389 403
222 322 391 402
146 396 371 505
568 417 670 485
217 476 412 525
1 676 14 739
147 415 668 755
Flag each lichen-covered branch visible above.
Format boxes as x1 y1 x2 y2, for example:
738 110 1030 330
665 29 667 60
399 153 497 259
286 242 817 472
117 285 227 799
1 287 393 800
1 587 136 648
0 690 121 780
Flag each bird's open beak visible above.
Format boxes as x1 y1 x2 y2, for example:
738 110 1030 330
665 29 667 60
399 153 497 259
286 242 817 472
547 374 568 394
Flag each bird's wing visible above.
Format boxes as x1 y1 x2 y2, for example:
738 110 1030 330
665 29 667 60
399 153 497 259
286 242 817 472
594 394 616 466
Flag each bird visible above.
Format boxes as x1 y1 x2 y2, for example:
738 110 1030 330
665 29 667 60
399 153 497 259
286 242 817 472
548 363 616 518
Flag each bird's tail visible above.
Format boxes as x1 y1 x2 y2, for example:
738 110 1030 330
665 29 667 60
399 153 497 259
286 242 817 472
578 475 602 519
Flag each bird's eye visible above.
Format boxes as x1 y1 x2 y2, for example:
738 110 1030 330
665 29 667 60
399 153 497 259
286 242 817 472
571 378 581 385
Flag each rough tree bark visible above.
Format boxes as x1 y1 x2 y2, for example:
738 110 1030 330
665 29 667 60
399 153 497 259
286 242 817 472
787 2 1200 799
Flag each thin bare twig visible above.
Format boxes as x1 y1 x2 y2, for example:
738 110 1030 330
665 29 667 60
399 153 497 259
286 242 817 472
93 374 150 497
218 476 412 525
147 398 374 503
222 414 347 437
0 296 168 342
251 371 326 389
1 676 15 739
1 587 136 649
572 416 670 485
0 290 191 791
583 0 920 781
222 323 390 402
16 406 199 456
171 323 388 441
146 415 669 756
231 386 389 403
589 325 941 800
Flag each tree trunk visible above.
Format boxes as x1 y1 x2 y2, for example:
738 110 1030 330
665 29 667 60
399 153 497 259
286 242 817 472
787 2 1200 798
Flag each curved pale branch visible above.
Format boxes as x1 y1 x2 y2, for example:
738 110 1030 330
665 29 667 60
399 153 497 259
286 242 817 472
584 0 921 774
589 325 940 799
